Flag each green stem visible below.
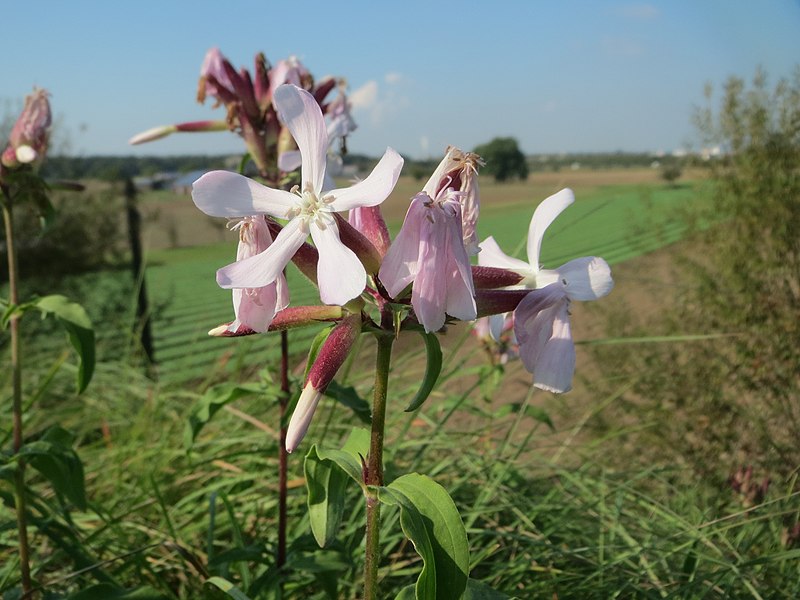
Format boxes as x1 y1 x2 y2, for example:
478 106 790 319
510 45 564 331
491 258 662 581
363 330 393 600
277 329 289 577
2 188 33 596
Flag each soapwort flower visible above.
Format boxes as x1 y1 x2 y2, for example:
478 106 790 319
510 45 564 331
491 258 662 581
379 148 477 332
192 84 403 307
478 188 613 392
219 215 289 335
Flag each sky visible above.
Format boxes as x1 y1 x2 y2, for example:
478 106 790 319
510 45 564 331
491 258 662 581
2 0 799 160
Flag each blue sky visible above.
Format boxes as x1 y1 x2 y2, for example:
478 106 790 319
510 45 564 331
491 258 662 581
2 0 799 159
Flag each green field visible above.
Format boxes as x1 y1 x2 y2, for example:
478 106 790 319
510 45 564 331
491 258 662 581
143 177 710 384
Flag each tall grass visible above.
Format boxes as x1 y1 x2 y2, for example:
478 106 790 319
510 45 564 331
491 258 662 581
2 335 797 598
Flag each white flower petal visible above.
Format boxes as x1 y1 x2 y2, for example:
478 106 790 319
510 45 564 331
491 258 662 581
556 256 614 301
527 188 574 269
422 146 461 197
478 236 534 274
231 285 279 333
286 382 323 453
513 283 567 372
216 218 307 289
327 147 404 211
278 150 302 172
379 197 425 298
411 215 448 332
274 84 328 193
533 304 576 393
443 207 476 322
488 314 506 341
192 171 296 218
310 220 367 306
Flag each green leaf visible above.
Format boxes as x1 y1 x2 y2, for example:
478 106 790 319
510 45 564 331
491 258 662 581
237 153 252 175
66 583 169 600
404 331 442 412
493 402 554 431
206 576 253 600
19 426 86 509
184 383 262 449
305 428 369 548
380 473 469 600
394 585 416 600
304 325 335 380
324 380 371 423
34 294 95 393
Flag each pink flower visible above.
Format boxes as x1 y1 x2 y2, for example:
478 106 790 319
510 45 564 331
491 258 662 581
379 190 476 333
478 188 614 392
1 88 51 168
473 313 518 365
423 146 483 255
197 47 236 105
269 55 310 92
224 216 289 334
192 84 403 307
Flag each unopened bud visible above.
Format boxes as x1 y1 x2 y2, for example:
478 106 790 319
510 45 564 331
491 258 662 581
335 213 382 274
348 206 391 257
2 88 51 169
286 313 361 452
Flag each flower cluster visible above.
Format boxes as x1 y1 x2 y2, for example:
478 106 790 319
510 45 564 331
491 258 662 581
130 48 359 335
135 48 615 452
190 82 614 452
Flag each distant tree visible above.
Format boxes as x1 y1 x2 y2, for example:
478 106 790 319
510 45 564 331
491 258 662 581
660 162 682 186
473 137 528 182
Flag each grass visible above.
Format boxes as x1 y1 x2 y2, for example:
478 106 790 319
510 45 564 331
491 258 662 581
137 175 713 384
7 170 796 599
3 339 797 598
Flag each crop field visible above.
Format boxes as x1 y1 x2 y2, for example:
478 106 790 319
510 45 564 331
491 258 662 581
140 172 711 385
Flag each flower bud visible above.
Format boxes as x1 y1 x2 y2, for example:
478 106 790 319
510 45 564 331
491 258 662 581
128 120 228 145
1 88 51 169
335 213 382 274
471 265 525 289
208 305 343 337
348 206 391 257
286 313 361 452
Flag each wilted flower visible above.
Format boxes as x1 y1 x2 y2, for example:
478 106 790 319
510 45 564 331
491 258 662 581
1 88 51 169
192 84 403 307
479 189 613 392
379 174 476 332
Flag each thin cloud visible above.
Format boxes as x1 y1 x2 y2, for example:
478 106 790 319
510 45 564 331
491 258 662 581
385 72 403 85
350 80 378 110
616 3 660 21
350 78 409 126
